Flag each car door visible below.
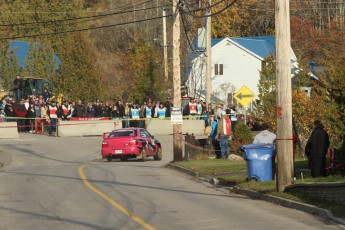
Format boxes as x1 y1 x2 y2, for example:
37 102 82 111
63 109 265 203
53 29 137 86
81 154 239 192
144 130 157 155
139 129 154 155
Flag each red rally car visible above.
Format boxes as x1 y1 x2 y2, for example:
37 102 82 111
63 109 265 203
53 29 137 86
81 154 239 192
101 128 162 162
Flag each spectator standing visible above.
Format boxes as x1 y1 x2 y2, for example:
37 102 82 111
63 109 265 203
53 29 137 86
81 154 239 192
216 104 224 119
0 108 6 122
146 103 153 118
86 101 96 117
5 100 15 122
33 99 41 117
43 88 51 104
13 75 22 103
305 120 330 178
56 102 63 120
210 117 221 159
196 99 202 119
111 102 121 119
14 99 28 132
253 123 276 144
74 100 85 117
27 103 36 133
67 102 75 119
47 100 58 136
123 103 131 128
230 105 238 131
188 99 197 119
216 110 231 159
103 102 112 118
61 101 71 121
94 101 103 117
164 100 172 117
156 102 166 118
131 103 140 119
40 104 50 133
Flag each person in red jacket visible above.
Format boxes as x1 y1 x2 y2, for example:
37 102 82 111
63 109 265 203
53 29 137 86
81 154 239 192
14 99 28 132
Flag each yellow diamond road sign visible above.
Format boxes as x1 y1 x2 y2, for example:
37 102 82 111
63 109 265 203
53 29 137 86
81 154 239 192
234 85 255 107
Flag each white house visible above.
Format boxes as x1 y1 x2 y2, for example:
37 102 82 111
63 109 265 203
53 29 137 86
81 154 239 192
186 36 298 105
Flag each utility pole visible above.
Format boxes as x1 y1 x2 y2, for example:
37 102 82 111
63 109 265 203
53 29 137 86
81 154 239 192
173 0 183 161
205 0 212 105
275 0 294 192
163 8 169 82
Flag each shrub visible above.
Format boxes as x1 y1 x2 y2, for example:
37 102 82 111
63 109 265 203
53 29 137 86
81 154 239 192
230 123 253 155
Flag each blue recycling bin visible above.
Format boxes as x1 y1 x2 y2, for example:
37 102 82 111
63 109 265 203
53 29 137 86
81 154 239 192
239 144 275 182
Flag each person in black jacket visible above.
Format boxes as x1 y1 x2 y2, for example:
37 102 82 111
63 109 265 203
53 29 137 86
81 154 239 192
74 100 85 117
305 120 330 177
13 76 22 103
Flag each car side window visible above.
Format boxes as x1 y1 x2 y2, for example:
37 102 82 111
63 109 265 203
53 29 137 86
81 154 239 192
140 129 147 138
143 130 152 139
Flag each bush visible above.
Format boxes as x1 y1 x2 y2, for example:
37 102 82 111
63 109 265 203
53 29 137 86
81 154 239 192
230 123 253 155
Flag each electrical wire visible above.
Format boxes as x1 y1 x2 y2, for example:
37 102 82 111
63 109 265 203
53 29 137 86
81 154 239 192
0 4 171 27
182 0 229 12
0 14 172 40
181 10 198 54
180 0 238 18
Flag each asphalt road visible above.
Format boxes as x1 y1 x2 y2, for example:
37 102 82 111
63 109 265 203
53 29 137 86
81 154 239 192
0 133 343 230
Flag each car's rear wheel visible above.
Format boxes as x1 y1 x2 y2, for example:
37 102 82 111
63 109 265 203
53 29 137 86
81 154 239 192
154 147 162 161
141 148 147 162
106 155 112 162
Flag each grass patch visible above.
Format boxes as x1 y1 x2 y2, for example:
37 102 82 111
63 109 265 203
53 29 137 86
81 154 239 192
174 159 246 176
172 158 345 218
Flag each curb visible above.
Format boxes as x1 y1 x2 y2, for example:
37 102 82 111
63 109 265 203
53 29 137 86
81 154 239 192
166 163 199 177
166 163 345 226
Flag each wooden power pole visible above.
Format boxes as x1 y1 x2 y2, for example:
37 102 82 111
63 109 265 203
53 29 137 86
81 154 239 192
172 0 183 161
163 8 169 82
205 0 212 105
275 0 294 192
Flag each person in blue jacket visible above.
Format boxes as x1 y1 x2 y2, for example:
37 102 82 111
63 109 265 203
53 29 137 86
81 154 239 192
210 116 221 159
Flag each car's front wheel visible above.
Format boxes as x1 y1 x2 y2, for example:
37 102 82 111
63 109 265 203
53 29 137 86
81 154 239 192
154 147 162 161
141 148 147 162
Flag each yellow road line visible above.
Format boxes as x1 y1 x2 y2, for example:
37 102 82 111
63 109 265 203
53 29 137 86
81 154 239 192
78 164 156 230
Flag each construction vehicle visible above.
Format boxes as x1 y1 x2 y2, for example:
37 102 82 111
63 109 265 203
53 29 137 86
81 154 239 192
19 76 52 99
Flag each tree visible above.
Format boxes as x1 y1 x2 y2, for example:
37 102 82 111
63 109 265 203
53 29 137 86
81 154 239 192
125 36 165 103
23 42 58 81
0 41 19 91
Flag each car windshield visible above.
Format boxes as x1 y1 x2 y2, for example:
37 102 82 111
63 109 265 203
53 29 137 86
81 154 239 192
108 130 135 138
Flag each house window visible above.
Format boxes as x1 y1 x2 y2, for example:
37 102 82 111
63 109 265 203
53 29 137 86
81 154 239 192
214 64 223 75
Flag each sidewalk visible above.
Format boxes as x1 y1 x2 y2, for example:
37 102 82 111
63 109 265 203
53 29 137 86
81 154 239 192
166 163 345 227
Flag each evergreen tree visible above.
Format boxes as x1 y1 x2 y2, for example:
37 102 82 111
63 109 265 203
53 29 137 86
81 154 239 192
126 36 165 103
0 41 19 91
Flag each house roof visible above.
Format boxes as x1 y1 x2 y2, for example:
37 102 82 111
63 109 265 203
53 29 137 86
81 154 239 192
8 40 61 67
227 36 276 59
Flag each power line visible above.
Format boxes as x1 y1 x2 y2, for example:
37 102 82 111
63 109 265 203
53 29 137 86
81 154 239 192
0 4 171 27
6 0 156 14
181 10 198 53
0 14 173 40
180 0 238 18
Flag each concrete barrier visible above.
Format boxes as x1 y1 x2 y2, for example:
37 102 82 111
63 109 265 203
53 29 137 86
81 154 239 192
58 120 122 137
0 122 19 139
57 119 205 137
145 119 205 136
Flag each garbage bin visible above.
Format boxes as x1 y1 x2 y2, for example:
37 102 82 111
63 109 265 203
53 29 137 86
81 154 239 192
239 144 275 182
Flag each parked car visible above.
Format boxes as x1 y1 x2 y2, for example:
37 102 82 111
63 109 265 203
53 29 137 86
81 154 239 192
101 128 162 162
